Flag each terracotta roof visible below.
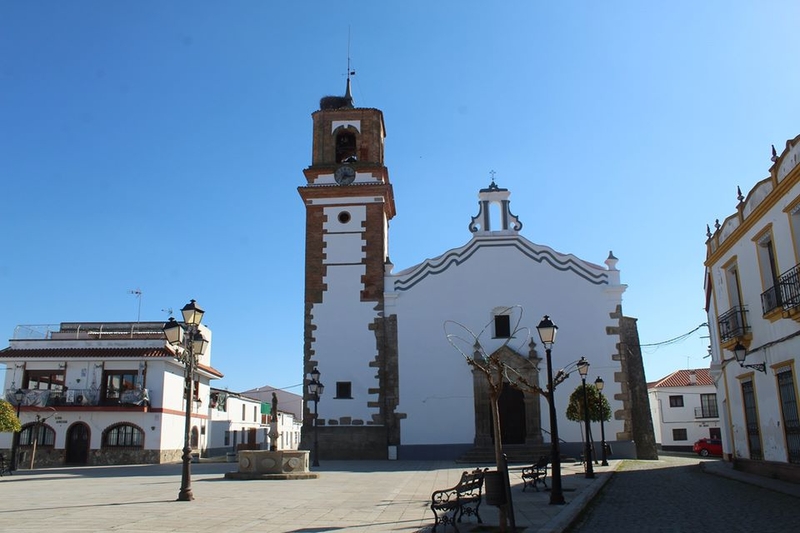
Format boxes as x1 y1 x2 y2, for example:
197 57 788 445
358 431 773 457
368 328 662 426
0 347 224 378
0 347 173 359
648 368 713 388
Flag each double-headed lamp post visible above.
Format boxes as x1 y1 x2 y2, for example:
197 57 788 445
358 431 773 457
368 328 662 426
307 367 324 467
11 388 23 471
536 315 565 505
594 376 609 466
577 357 594 479
163 299 208 502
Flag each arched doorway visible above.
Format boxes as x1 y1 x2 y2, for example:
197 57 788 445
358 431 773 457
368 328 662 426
472 345 543 448
65 423 90 465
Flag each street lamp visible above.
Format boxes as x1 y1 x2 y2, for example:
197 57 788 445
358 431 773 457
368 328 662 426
163 299 208 502
732 342 767 373
594 376 609 466
10 388 23 471
577 357 594 479
307 367 324 467
536 315 565 505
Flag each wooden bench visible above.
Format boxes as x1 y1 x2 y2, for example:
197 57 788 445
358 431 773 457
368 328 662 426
521 456 549 492
430 467 487 532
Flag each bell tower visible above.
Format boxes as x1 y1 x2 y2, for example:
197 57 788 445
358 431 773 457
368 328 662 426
297 79 400 459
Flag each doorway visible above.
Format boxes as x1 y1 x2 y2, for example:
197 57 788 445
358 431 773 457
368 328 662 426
498 382 526 444
65 423 90 465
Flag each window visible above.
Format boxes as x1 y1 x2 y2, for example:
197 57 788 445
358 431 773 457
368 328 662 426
700 393 719 418
672 428 688 441
336 382 352 399
183 378 200 401
725 262 742 309
669 395 684 407
789 200 800 262
253 405 258 422
776 367 800 464
494 315 511 338
103 423 144 448
19 423 55 446
103 371 139 401
755 230 781 314
718 260 749 342
242 404 246 421
224 431 230 446
24 370 65 391
741 380 763 460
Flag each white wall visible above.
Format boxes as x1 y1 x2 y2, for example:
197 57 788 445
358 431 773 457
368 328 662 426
390 236 625 446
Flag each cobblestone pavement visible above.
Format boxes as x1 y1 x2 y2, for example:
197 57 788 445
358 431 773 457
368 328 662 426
566 455 800 533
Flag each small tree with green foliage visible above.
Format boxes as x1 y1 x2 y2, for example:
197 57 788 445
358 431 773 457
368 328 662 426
0 399 21 433
566 383 610 424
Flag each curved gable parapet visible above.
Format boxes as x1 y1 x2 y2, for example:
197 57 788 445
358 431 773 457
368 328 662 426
718 213 740 245
390 236 610 293
741 177 773 219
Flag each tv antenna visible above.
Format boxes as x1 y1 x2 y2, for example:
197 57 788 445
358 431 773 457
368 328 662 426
128 288 142 323
162 307 174 317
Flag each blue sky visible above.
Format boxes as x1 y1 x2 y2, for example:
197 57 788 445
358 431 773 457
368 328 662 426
2 2 799 396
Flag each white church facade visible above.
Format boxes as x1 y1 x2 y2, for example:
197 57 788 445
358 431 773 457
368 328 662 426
298 83 654 461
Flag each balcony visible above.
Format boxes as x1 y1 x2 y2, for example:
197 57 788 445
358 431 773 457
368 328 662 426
5 388 149 408
717 305 749 343
761 285 782 315
695 406 719 419
779 263 800 311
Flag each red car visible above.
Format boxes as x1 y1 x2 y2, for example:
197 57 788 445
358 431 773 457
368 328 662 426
693 438 722 457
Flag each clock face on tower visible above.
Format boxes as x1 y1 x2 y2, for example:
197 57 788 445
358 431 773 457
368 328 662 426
334 165 356 185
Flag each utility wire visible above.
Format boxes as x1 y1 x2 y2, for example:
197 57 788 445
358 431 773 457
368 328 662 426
640 323 708 348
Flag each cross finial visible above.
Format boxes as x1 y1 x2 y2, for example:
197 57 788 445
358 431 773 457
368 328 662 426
489 170 496 182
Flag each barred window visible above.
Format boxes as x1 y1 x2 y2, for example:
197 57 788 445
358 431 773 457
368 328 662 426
104 423 144 448
19 423 55 446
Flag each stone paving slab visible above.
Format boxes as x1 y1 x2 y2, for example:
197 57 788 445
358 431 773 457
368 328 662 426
0 459 612 533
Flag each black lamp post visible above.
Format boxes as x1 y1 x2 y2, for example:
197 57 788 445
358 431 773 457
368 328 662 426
577 357 594 479
594 376 609 466
163 299 208 502
536 315 565 505
11 388 23 471
307 367 324 467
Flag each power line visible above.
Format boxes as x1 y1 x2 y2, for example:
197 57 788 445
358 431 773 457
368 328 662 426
640 323 708 348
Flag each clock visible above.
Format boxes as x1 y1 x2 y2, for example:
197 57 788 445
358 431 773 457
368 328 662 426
334 165 356 185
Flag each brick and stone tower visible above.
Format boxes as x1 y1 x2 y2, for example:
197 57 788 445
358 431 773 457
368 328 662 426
297 79 400 459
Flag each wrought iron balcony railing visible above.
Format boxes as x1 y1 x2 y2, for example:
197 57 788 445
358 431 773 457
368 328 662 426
5 388 149 407
761 284 782 315
717 305 749 343
779 263 800 311
694 406 719 419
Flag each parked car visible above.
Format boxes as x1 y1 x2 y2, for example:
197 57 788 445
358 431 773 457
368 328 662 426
693 438 722 457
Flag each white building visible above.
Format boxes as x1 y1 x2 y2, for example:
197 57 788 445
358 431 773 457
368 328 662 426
0 321 222 466
298 83 655 461
205 388 303 457
705 134 800 482
647 369 720 452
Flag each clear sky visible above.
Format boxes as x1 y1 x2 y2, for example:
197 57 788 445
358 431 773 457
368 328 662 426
2 2 799 397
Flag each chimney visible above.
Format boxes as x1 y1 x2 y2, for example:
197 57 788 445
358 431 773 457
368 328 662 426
688 370 697 385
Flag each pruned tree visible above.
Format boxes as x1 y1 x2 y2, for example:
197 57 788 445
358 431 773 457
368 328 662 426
445 305 534 530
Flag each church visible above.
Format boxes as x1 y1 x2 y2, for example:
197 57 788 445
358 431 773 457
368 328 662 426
298 80 654 461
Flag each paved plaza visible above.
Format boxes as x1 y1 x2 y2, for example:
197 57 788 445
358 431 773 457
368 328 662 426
0 455 797 532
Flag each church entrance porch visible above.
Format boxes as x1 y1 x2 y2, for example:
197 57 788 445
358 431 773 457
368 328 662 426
459 345 545 463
